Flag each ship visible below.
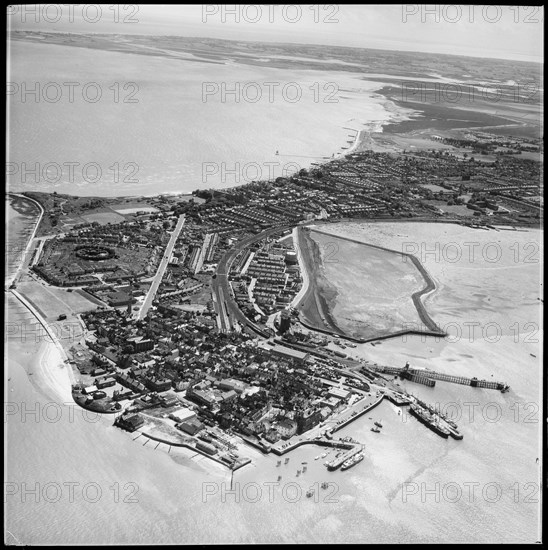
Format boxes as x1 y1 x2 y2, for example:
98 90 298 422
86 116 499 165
409 404 450 438
341 452 364 471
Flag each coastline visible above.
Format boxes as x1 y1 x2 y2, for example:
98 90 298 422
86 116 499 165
10 289 75 402
290 226 311 309
293 226 344 336
6 196 76 403
5 193 44 288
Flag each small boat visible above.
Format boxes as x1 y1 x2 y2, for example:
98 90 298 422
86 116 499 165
371 426 381 433
306 489 314 498
277 475 282 481
276 460 281 467
321 482 329 490
314 455 320 460
285 458 289 464
296 470 300 477
374 420 383 428
303 466 307 473
321 452 327 458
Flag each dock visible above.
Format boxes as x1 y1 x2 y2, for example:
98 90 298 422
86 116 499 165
325 444 364 471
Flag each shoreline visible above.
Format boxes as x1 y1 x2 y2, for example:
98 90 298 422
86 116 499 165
294 227 345 336
5 193 44 288
10 289 75 402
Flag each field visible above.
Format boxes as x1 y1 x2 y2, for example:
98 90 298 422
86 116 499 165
81 210 126 224
111 206 159 214
423 200 476 217
16 281 100 321
296 228 436 340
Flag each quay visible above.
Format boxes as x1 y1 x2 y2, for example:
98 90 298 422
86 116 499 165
331 393 385 433
325 444 364 471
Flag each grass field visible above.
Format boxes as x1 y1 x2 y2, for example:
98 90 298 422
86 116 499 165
111 205 159 214
17 281 100 321
81 211 126 224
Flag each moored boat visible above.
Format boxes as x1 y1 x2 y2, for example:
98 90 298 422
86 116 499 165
341 452 364 471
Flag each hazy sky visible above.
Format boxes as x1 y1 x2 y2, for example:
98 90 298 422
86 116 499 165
8 4 544 62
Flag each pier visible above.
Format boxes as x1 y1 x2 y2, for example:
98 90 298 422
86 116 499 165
372 365 509 392
325 444 364 471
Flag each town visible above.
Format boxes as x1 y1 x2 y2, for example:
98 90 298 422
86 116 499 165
13 133 540 470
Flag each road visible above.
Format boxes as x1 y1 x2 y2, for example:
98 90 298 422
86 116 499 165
136 215 185 320
211 224 294 335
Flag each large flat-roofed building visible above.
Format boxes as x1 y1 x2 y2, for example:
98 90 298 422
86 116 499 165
328 387 350 401
269 344 309 364
169 407 197 423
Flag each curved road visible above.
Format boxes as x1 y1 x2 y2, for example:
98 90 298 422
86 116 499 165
211 224 294 335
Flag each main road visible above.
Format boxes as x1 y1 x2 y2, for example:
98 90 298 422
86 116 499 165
136 215 185 320
211 224 295 335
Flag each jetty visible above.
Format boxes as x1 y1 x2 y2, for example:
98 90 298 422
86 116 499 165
325 444 364 471
370 364 509 392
